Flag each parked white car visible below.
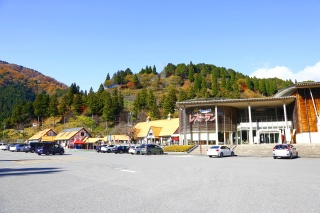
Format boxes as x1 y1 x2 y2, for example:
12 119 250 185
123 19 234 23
129 145 141 155
273 144 298 159
207 145 235 158
0 143 7 150
101 145 116 153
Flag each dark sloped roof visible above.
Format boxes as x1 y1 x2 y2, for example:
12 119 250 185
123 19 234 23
275 82 320 97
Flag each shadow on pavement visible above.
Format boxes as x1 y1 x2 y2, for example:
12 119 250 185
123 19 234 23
0 167 63 177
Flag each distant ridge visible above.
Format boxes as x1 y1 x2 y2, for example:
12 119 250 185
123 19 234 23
0 60 68 94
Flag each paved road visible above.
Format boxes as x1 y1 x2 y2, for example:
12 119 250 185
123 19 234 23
1 150 320 213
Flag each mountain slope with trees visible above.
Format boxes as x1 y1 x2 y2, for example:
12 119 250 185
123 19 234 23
0 60 68 126
0 60 294 141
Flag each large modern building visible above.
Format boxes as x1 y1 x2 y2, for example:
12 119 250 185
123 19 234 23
176 82 320 145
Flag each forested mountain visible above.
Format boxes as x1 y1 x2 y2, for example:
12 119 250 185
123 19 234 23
0 60 294 141
0 60 68 126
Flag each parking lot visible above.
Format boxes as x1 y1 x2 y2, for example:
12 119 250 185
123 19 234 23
1 150 320 213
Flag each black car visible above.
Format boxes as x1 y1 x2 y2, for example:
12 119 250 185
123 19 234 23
35 143 64 155
26 142 43 153
112 145 129 154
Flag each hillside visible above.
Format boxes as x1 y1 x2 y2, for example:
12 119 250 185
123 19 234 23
1 60 294 142
0 60 68 123
0 60 67 94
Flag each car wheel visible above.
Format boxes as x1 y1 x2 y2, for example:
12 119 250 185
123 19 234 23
46 151 50 155
160 151 163 155
60 150 64 155
53 152 56 155
137 151 140 155
147 151 151 155
31 150 35 153
38 153 41 155
209 156 212 158
231 151 234 157
289 153 293 159
107 150 111 153
296 152 298 158
219 152 223 157
273 156 276 159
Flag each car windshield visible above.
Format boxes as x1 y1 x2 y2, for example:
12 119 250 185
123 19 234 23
210 146 220 149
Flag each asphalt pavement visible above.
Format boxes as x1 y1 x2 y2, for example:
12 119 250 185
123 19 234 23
1 150 320 213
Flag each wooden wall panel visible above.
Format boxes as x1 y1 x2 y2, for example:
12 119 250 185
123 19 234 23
295 88 320 133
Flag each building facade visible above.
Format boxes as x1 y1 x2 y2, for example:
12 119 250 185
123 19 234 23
133 118 179 145
54 127 91 148
176 82 320 145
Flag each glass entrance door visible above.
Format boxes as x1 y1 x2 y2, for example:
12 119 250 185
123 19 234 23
259 132 280 143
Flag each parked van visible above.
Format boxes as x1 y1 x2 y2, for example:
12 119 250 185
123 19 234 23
35 143 64 155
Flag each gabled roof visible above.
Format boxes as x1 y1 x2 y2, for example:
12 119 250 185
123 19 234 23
150 126 162 138
134 118 179 138
85 138 105 143
55 127 90 140
41 136 56 142
29 128 56 140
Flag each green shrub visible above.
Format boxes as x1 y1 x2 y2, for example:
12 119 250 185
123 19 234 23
163 145 194 152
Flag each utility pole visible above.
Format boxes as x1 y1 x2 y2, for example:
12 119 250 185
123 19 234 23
128 112 133 143
3 125 5 140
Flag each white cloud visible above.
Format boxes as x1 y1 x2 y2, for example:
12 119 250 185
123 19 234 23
250 61 320 82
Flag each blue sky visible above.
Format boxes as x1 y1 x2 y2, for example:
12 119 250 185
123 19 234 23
1 0 320 92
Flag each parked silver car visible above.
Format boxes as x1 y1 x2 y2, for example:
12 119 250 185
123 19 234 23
140 144 163 155
9 144 25 152
273 144 298 159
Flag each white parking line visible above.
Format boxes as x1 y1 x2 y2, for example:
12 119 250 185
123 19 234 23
115 168 136 173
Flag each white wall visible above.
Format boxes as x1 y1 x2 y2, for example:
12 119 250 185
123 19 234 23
296 132 320 143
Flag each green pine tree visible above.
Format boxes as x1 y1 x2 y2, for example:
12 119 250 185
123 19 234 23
188 61 195 82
